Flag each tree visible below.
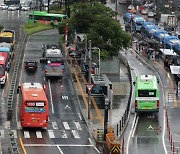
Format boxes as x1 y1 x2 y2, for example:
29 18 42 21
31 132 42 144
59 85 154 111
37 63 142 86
59 2 131 58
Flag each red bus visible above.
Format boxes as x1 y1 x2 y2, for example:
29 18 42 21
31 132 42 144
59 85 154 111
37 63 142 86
0 52 10 86
17 82 49 128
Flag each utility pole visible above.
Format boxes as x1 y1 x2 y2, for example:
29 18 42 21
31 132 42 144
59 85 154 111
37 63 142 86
115 0 118 21
88 40 92 120
47 0 50 13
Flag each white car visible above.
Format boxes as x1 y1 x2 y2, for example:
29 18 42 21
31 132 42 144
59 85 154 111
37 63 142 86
128 5 134 10
21 5 30 11
148 11 155 17
141 9 148 15
0 4 8 10
8 5 19 11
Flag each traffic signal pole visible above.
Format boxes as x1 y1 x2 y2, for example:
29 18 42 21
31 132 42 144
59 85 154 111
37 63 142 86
88 40 92 120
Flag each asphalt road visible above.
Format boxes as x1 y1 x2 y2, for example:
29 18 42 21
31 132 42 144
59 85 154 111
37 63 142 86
18 29 99 154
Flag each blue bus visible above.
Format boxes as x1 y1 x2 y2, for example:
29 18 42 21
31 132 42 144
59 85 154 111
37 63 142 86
166 39 180 49
153 29 169 44
132 16 146 32
174 43 180 54
123 13 136 28
144 25 159 38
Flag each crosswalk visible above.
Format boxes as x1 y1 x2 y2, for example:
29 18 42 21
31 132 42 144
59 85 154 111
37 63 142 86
0 121 84 139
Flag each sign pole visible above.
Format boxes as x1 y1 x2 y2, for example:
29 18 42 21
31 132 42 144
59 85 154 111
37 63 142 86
88 40 92 120
104 98 109 141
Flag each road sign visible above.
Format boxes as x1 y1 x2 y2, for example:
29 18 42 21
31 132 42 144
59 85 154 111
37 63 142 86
85 84 94 92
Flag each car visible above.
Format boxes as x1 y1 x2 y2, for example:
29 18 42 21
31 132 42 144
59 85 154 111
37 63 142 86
21 5 30 11
24 60 38 72
141 9 148 15
0 4 8 10
8 5 19 11
148 11 155 17
128 5 134 10
129 8 136 14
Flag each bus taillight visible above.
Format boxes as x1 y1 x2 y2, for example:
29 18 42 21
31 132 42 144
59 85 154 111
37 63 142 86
135 100 137 108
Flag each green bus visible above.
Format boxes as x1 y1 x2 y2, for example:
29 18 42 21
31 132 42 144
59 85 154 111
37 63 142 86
29 11 67 25
134 75 159 113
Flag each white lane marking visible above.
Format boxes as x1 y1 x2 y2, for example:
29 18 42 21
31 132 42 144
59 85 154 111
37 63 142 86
24 131 30 138
74 122 82 130
11 130 17 138
0 141 2 154
0 130 4 138
61 130 67 138
63 122 70 130
24 144 93 147
36 131 43 138
5 121 10 129
52 122 58 130
48 130 55 138
71 130 80 138
48 80 54 114
57 146 64 154
88 138 100 154
131 116 139 137
78 113 82 120
126 114 137 154
17 121 22 129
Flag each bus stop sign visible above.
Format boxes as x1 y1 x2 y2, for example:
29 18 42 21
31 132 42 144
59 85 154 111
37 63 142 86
86 84 94 92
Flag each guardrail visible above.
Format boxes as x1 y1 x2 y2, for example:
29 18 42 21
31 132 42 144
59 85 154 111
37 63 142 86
7 29 27 154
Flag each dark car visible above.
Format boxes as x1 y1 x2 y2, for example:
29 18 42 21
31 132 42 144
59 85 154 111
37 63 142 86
24 60 38 72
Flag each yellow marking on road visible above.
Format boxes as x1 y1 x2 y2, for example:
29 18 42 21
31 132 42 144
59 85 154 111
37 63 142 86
19 138 27 154
64 45 93 120
154 61 178 107
74 60 104 125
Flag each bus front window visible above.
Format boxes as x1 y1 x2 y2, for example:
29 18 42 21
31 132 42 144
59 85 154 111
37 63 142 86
0 37 12 43
138 90 156 97
0 65 5 76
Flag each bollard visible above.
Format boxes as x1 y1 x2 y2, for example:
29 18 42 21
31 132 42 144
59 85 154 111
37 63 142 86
117 124 119 137
122 137 124 154
173 142 175 153
171 135 173 150
120 120 122 133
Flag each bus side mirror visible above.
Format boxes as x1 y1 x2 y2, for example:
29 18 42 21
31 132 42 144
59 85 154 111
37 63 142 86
17 86 20 94
133 82 135 86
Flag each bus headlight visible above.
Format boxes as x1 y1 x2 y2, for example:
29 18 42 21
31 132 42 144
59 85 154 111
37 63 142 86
0 76 5 83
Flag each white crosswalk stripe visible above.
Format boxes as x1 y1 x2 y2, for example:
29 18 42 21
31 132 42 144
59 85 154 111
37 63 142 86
71 130 80 138
24 130 30 138
5 121 10 129
0 130 4 138
63 122 70 130
74 122 82 130
36 131 43 138
48 130 55 138
11 130 17 138
17 121 22 129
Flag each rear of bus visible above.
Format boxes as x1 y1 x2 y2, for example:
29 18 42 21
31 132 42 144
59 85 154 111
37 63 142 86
135 75 159 113
19 83 49 128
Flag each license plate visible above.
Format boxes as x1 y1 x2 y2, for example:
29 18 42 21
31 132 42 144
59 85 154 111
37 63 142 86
145 106 150 109
32 119 38 122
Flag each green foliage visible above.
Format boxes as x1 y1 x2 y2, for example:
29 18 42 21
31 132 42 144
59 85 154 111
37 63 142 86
59 2 131 58
24 23 52 35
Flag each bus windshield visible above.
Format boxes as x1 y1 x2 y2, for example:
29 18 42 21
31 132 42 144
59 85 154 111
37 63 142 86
138 90 156 97
0 65 5 76
0 37 13 43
